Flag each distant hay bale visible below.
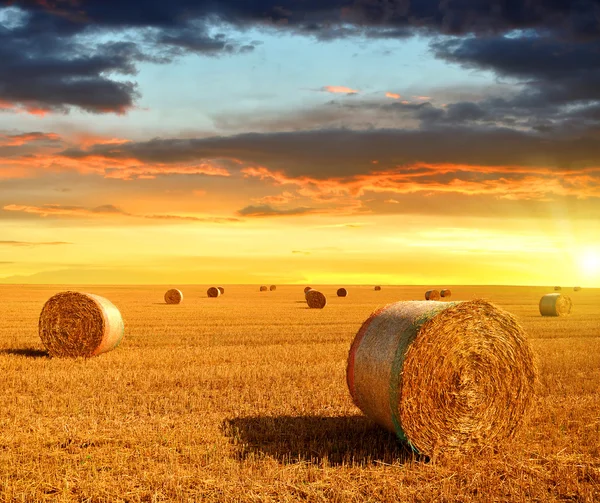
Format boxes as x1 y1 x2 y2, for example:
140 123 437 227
554 286 562 291
217 287 225 295
440 289 452 298
260 285 268 292
39 291 124 358
539 293 572 316
337 288 348 297
270 285 277 291
573 286 581 292
304 286 312 294
207 287 220 298
164 288 183 304
374 286 382 291
425 289 440 300
306 290 327 309
346 299 537 456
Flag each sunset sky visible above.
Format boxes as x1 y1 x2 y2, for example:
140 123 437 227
1 0 599 286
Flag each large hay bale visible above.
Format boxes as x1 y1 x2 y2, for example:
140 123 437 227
164 288 183 304
554 286 562 291
337 288 348 297
374 286 382 291
440 289 452 298
346 299 537 456
207 287 220 298
306 290 327 309
39 291 124 358
425 289 440 300
270 285 277 291
217 286 225 295
304 286 312 294
539 293 572 316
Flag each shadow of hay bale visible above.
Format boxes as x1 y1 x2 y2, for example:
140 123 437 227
222 415 422 466
0 348 50 358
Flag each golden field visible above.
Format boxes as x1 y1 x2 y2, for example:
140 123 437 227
0 284 598 502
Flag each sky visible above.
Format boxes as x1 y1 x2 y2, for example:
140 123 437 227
0 0 599 286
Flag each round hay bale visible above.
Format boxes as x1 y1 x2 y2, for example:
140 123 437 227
164 288 183 304
573 286 581 292
217 286 224 295
374 286 382 291
306 290 327 309
425 289 440 300
539 293 572 316
440 289 452 298
39 291 124 358
260 285 268 292
207 287 220 298
346 299 537 456
337 288 348 297
270 285 277 291
554 286 562 291
304 286 312 294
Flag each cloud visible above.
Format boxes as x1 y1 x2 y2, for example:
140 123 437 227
0 240 71 246
385 92 400 99
0 132 62 147
322 85 359 95
236 204 316 217
292 250 311 255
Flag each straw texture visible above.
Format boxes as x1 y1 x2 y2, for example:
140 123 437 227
440 289 452 298
217 287 225 295
539 293 572 316
425 290 440 300
270 285 277 291
207 287 221 298
374 286 382 291
164 289 183 304
260 285 268 292
337 288 348 297
39 291 124 358
304 286 312 294
346 299 537 456
306 290 327 309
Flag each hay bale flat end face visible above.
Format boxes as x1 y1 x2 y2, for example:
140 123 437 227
425 289 440 300
440 289 452 298
337 288 348 297
539 293 572 316
207 287 221 298
306 290 327 309
164 288 183 304
269 285 277 291
259 285 268 292
347 299 537 456
39 291 124 358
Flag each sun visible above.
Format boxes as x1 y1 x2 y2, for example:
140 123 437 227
580 249 600 276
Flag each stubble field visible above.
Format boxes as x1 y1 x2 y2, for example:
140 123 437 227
0 284 598 502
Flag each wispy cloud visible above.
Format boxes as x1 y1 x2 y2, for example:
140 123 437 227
0 240 72 246
237 205 316 217
322 85 359 95
385 92 401 99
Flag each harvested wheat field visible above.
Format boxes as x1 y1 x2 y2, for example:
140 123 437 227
0 284 598 502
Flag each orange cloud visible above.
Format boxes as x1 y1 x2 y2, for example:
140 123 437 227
322 86 359 94
0 132 61 147
385 92 401 99
413 96 432 101
252 191 296 205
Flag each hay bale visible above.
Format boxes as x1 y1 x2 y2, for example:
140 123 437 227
217 286 225 295
304 286 312 294
573 286 581 292
425 289 440 300
207 287 220 298
164 288 183 304
39 291 124 358
374 286 382 291
270 285 277 291
346 299 537 456
260 285 268 292
306 290 327 309
440 289 452 298
337 288 348 297
539 293 572 316
554 286 562 291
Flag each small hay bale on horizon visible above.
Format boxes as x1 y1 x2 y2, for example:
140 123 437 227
374 286 382 291
39 291 124 358
337 288 348 297
440 289 452 298
573 286 581 292
539 293 572 316
306 290 327 309
425 289 440 301
260 285 268 292
346 299 537 456
217 286 225 295
164 288 183 304
207 287 221 298
554 286 562 291
270 285 277 291
304 286 312 294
